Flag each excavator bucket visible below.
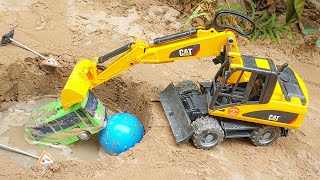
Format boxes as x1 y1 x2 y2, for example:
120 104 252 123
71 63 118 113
61 59 98 110
159 83 194 143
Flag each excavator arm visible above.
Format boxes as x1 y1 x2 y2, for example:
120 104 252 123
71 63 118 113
61 10 255 110
95 30 242 85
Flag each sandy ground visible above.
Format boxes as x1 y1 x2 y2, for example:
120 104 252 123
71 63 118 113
0 0 320 179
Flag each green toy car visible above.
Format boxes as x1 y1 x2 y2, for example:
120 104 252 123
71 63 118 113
25 91 107 145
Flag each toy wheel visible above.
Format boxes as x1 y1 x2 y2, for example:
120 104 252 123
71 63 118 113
250 126 280 146
175 80 198 95
192 116 224 149
77 131 91 141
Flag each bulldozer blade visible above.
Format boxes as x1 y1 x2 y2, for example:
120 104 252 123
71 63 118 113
160 83 194 144
61 59 98 110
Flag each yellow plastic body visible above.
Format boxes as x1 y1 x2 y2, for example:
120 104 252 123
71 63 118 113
209 59 309 129
61 27 309 129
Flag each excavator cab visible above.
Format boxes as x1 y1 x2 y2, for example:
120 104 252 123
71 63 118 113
209 55 278 110
160 52 308 149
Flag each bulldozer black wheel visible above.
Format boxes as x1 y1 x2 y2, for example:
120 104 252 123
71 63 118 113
175 80 198 95
192 116 224 150
250 126 281 146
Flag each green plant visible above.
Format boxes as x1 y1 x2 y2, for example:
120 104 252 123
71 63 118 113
250 0 306 44
249 0 307 44
215 4 247 15
186 5 210 27
251 12 296 44
183 0 307 44
214 1 295 44
184 0 247 28
286 0 305 23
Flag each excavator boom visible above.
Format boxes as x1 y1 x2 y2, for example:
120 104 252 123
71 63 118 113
61 29 242 109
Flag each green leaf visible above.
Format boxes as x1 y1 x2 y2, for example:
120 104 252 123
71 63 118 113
269 14 276 27
274 29 282 44
316 37 320 48
259 16 273 28
187 5 202 23
248 0 256 20
277 22 288 29
251 29 260 40
261 29 267 40
229 5 246 14
267 27 275 43
192 5 202 16
186 5 209 25
286 0 305 23
286 0 297 23
302 28 320 35
279 28 297 44
256 11 268 25
294 0 305 19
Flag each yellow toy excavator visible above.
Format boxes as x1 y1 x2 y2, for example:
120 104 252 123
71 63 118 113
60 10 308 149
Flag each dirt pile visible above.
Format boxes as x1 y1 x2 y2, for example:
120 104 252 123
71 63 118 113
0 56 69 111
0 0 320 179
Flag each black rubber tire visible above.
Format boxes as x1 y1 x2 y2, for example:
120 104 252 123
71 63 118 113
192 116 225 150
77 131 91 141
250 126 281 146
175 80 198 95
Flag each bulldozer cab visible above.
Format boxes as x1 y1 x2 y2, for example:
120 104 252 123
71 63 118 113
209 55 278 110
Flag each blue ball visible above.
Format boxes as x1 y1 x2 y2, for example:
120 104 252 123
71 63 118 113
99 112 144 155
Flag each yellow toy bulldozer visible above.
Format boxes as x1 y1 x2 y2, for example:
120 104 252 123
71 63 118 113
60 10 308 149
